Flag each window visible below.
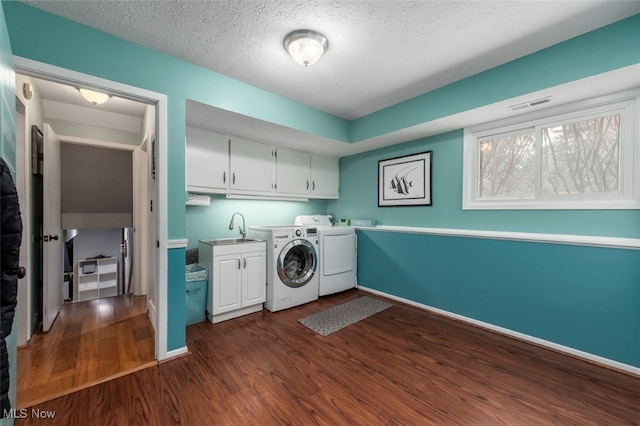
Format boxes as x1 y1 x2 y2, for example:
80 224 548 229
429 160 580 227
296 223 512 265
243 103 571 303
463 91 639 210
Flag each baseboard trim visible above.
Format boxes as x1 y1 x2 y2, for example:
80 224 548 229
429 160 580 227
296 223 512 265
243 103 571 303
165 346 189 359
359 286 640 377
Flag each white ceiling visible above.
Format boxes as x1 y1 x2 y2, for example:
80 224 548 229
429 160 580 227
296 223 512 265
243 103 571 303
19 1 640 157
23 0 640 121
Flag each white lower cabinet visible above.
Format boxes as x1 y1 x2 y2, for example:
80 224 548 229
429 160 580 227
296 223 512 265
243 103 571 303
199 240 266 323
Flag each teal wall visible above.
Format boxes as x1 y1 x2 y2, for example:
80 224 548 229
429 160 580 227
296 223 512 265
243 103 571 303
3 1 339 352
328 131 640 238
326 15 640 368
186 197 327 250
350 14 640 142
0 2 16 423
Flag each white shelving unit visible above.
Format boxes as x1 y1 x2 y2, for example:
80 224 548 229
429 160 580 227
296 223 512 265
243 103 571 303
76 257 119 302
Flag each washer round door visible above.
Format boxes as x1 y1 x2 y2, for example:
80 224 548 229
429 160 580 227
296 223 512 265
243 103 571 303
277 239 317 288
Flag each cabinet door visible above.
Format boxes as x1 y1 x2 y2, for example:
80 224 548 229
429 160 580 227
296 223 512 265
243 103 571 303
242 251 266 307
276 148 310 195
229 138 274 193
310 154 339 198
186 127 229 192
212 254 242 314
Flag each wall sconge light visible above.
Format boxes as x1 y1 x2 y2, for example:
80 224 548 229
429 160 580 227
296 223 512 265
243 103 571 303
78 88 110 105
284 29 328 67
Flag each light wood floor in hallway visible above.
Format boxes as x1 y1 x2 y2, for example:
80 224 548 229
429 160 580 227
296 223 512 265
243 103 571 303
17 295 156 408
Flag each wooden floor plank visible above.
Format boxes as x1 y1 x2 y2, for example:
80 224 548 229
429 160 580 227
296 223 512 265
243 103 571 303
15 289 640 425
17 295 156 409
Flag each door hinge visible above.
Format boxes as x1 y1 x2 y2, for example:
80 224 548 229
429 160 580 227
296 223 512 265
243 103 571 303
150 200 153 212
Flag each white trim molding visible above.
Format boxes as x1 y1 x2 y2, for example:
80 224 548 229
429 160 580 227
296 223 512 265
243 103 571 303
359 286 640 377
355 225 640 250
168 239 188 249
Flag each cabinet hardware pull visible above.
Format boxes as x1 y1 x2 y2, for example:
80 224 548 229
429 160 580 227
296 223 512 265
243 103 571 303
312 181 316 190
237 259 241 269
232 172 236 185
306 180 309 190
223 171 226 183
243 258 247 269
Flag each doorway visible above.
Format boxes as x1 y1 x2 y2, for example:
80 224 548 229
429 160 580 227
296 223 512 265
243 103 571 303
14 66 163 406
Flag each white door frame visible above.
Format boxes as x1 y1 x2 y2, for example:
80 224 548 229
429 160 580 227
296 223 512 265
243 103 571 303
14 96 31 345
14 56 170 360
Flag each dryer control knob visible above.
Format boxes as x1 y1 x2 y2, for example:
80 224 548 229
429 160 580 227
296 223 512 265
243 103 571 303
295 229 302 237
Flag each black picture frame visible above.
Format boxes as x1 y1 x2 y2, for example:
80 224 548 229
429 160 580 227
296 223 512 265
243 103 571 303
378 150 432 207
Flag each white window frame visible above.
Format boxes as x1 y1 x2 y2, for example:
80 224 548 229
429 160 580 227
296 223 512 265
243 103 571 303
463 89 640 210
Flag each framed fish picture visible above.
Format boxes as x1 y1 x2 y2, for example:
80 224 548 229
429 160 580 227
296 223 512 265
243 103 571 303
378 151 432 207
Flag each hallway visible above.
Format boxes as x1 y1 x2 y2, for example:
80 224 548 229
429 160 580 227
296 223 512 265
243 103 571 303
17 295 156 408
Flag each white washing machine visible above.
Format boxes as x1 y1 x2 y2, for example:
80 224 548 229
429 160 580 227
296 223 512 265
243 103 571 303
295 215 357 296
248 225 319 312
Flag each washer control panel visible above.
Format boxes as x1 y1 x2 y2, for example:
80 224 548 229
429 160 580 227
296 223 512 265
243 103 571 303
304 227 317 237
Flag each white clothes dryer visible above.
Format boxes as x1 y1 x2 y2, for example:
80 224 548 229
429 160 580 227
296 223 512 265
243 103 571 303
248 225 319 312
295 215 357 296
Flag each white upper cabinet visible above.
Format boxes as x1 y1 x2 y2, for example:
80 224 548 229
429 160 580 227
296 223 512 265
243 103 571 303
184 126 339 200
229 138 275 193
276 147 311 195
310 154 339 198
186 127 229 193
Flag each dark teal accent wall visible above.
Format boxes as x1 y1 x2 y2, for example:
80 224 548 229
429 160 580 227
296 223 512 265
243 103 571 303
357 230 640 367
167 248 186 351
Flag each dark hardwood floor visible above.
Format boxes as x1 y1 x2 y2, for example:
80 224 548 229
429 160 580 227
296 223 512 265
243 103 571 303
15 289 640 425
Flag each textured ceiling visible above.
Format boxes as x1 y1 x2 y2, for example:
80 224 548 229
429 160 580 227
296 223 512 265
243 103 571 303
23 0 640 120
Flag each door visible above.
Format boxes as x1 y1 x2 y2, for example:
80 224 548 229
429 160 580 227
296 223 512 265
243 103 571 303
276 239 317 288
229 138 274 193
242 251 266 307
212 254 242 314
276 147 310 195
186 127 229 193
42 124 62 332
310 154 339 197
322 233 355 275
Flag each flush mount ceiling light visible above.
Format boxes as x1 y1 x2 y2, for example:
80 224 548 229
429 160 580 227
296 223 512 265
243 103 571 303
78 88 110 105
284 29 328 67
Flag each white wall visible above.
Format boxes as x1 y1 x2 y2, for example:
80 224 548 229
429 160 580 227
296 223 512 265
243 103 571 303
60 143 133 229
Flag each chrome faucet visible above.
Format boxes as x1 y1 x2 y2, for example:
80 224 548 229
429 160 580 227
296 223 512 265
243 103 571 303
228 212 246 239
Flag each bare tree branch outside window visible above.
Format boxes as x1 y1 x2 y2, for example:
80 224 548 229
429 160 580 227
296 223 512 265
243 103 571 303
541 115 620 195
479 131 535 198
